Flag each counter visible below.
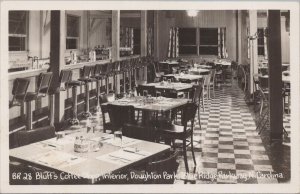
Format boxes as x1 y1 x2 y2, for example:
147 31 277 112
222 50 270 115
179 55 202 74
8 55 141 80
8 68 48 81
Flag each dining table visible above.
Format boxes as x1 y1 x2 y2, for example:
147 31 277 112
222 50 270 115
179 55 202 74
163 73 203 82
9 130 170 184
214 60 232 66
194 64 212 69
105 96 190 112
143 82 193 94
188 68 211 75
259 74 290 83
158 60 180 74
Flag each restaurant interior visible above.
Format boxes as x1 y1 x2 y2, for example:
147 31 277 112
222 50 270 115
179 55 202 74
7 10 291 185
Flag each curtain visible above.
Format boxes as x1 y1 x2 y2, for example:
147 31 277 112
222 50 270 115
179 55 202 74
263 28 268 60
167 27 179 58
122 27 134 54
147 27 154 56
218 28 228 59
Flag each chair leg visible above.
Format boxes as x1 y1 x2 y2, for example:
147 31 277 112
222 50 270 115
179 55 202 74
96 80 100 110
190 136 196 166
197 107 201 130
25 100 33 131
106 77 109 94
69 86 79 125
201 92 205 112
83 82 92 118
182 139 189 173
259 100 264 115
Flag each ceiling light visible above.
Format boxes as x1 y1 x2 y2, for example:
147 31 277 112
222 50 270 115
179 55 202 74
186 10 199 17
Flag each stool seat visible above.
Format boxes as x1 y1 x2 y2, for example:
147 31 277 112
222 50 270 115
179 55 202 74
68 80 82 86
22 92 39 102
92 74 107 79
78 78 93 82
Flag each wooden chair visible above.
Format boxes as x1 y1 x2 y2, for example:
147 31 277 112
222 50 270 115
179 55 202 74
136 85 156 97
106 104 135 133
16 126 55 147
209 69 216 97
78 65 95 118
202 73 211 111
191 84 203 130
9 78 30 108
156 102 198 173
99 93 115 133
258 76 269 115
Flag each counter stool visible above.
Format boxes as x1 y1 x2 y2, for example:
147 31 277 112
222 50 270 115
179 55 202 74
105 62 114 93
112 61 121 94
120 60 131 94
78 65 95 118
131 58 139 87
91 64 107 111
47 69 81 126
63 70 82 125
9 78 31 108
24 72 53 130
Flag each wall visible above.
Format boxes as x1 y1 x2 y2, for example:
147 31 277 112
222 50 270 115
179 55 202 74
156 10 238 61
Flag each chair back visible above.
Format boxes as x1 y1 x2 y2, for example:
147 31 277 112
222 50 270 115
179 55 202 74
253 74 259 91
81 65 94 78
191 84 203 104
179 79 191 84
99 93 115 105
136 85 156 97
16 126 55 147
12 78 30 99
10 78 30 107
93 64 102 76
162 75 176 82
203 73 211 86
100 63 108 74
107 104 135 131
210 69 216 83
37 72 53 95
59 69 72 89
181 102 198 127
258 76 269 90
146 150 179 184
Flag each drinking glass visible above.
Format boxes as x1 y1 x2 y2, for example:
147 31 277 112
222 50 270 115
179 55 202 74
143 90 148 97
114 131 123 148
56 131 65 140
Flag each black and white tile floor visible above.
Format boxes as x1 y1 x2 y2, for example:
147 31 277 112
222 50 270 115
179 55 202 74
175 82 288 184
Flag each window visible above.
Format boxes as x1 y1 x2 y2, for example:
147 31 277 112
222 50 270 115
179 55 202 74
199 28 218 55
178 28 197 55
257 28 265 56
66 15 80 50
9 11 28 51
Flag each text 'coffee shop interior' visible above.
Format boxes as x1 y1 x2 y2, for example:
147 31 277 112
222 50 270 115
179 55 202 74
7 10 291 184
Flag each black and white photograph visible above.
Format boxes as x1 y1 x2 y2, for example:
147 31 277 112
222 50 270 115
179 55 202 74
0 1 299 193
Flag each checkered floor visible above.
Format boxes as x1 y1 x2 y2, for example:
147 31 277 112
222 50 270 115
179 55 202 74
76 81 289 184
175 82 282 184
